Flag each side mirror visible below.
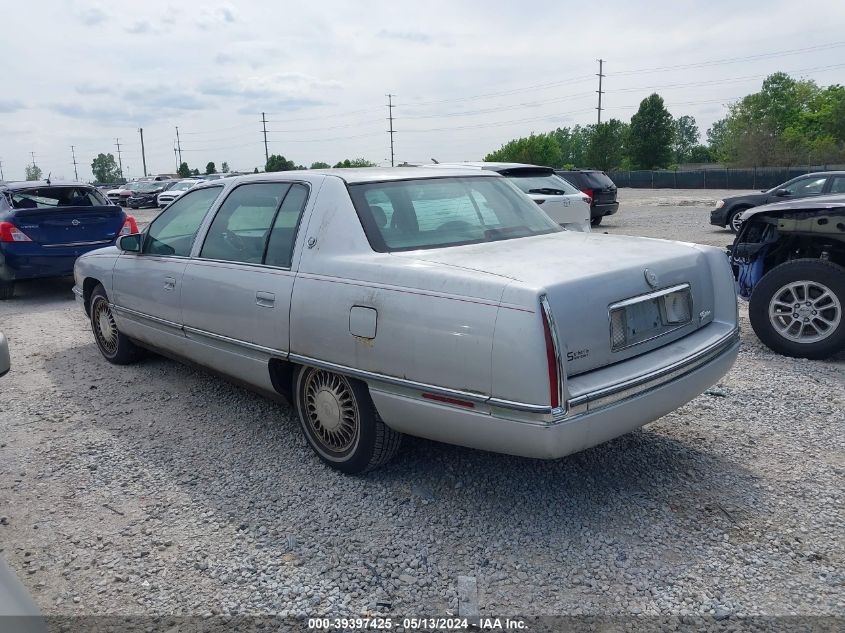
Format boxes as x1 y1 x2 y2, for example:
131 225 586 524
774 188 791 197
118 233 142 252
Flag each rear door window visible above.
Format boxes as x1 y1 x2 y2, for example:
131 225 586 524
828 176 845 194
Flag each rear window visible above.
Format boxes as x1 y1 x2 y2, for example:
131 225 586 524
9 186 106 209
349 176 561 252
558 171 615 189
505 173 579 196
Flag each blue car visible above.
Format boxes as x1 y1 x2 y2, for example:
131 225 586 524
0 181 137 299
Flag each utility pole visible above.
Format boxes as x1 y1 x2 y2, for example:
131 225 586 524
596 59 605 124
261 112 269 164
0 160 4 181
175 126 182 166
70 145 79 181
386 94 396 167
114 138 124 180
139 128 147 177
30 152 36 167
174 143 179 172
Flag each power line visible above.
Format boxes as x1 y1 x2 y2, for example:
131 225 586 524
596 59 605 124
114 139 123 179
386 94 396 167
261 112 269 163
175 126 183 165
70 145 79 181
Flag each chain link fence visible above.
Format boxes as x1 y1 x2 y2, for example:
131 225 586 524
607 165 845 189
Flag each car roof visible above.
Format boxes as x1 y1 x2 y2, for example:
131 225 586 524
750 193 845 212
426 161 554 173
219 167 502 186
1 181 93 191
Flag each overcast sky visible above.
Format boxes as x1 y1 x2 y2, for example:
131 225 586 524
2 0 844 181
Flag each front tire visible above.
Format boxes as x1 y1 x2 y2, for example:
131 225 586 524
727 207 748 233
294 366 402 474
90 284 142 364
0 281 14 300
749 259 845 359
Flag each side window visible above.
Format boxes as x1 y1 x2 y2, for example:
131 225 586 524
144 186 222 257
200 183 292 265
264 184 309 268
829 176 845 194
784 177 827 196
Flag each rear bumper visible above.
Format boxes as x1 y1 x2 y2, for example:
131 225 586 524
591 201 619 218
370 328 739 459
0 243 111 282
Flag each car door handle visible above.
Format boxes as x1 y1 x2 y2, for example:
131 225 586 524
164 276 176 291
256 291 275 308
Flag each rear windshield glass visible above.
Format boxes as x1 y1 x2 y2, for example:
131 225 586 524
559 171 616 189
9 186 106 209
349 176 561 252
506 173 579 196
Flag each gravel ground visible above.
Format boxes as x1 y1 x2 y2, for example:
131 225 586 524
0 190 843 621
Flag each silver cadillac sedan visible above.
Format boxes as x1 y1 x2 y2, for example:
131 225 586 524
73 168 739 473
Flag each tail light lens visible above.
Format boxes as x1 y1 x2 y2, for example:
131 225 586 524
540 296 561 409
119 216 139 236
581 189 593 205
0 222 33 242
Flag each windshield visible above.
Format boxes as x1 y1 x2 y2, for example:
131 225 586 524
349 176 562 252
10 186 106 209
506 173 579 196
172 181 196 191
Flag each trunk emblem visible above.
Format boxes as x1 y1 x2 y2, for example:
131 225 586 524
644 268 659 288
71 219 81 226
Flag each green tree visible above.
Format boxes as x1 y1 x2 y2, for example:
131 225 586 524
253 167 259 174
628 93 674 169
177 162 192 178
584 119 628 170
672 115 700 164
25 164 43 181
552 125 592 167
265 154 296 172
332 158 377 168
310 161 330 169
205 161 216 175
90 153 121 183
484 133 560 167
192 168 200 175
220 161 230 173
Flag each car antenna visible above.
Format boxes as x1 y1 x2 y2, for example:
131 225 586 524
431 158 439 164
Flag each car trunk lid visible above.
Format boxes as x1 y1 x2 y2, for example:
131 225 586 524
397 232 715 374
10 206 126 246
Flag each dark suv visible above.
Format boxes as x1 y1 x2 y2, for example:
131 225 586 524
555 169 619 226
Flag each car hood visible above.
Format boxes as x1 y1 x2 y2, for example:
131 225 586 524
739 194 845 220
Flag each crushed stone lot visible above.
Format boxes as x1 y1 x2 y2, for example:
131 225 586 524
0 189 843 620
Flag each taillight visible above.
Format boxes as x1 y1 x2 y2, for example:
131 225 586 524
119 216 139 236
581 189 593 205
0 222 33 243
540 296 560 409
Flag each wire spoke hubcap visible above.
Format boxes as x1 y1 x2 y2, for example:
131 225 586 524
731 213 743 231
93 299 119 355
768 280 841 344
304 370 359 453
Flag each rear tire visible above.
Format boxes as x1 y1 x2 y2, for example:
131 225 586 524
590 216 603 227
90 284 142 364
294 366 402 474
0 281 14 300
749 259 845 359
